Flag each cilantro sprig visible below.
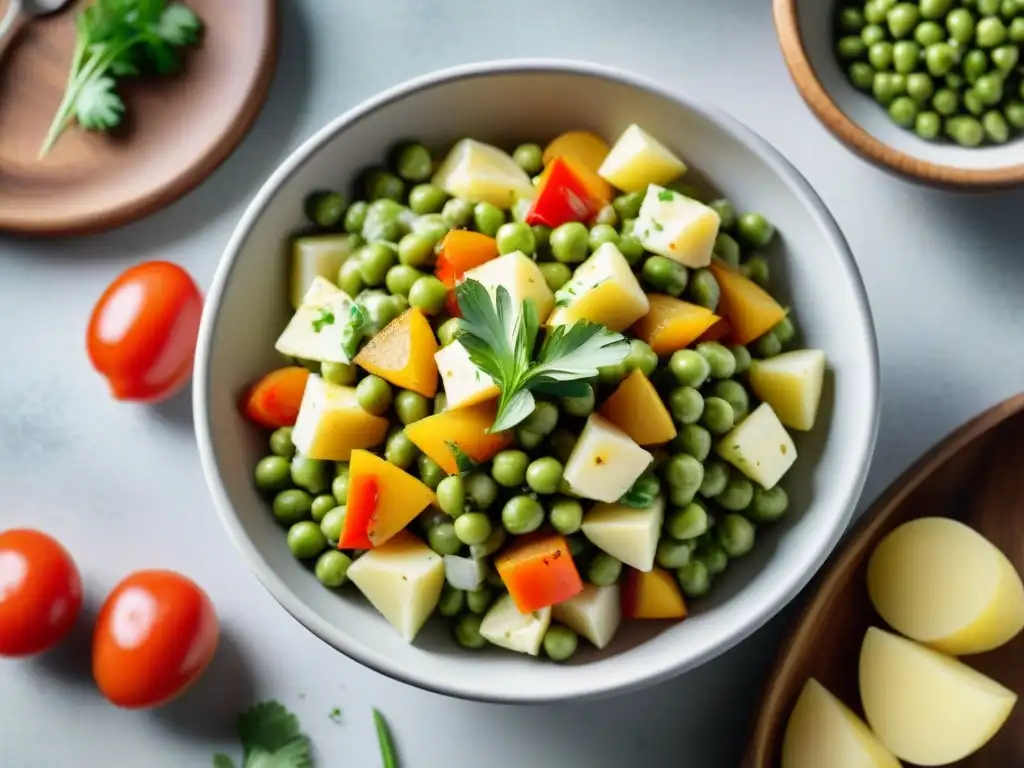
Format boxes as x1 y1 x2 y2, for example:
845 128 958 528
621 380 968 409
40 0 203 157
455 279 630 433
214 701 312 768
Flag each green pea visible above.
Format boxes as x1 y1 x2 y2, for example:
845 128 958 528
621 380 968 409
688 268 721 310
838 34 867 59
491 450 529 487
671 424 709 462
696 341 736 379
516 428 544 450
965 88 986 114
945 72 965 91
667 501 710 540
702 397 735 435
888 95 920 127
947 8 976 42
310 494 338 524
550 222 590 263
344 201 368 234
694 540 729 576
384 429 418 470
839 6 866 31
534 262 570 293
358 242 398 286
861 23 886 46
451 512 491 547
464 587 493 616
255 455 292 492
597 361 628 387
384 264 424 297
932 88 959 116
755 331 783 358
718 513 756 558
441 198 473 228
617 234 645 265
1006 101 1024 129
730 347 752 377
587 553 623 586
914 20 945 46
305 191 346 229
391 144 431 183
269 427 296 459
975 72 1004 104
849 62 876 91
471 202 505 237
502 495 545 535
737 213 775 248
977 16 1008 45
707 199 736 231
543 625 578 662
946 115 985 145
748 485 790 523
320 505 346 543
437 585 465 617
523 457 562 495
676 560 711 598
712 234 741 267
584 225 618 255
664 453 705 493
314 550 351 588
741 255 770 288
464 472 498 510
394 390 430 426
887 3 920 37
919 0 952 18
408 275 448 315
567 534 591 559
1011 17 1024 43
892 40 920 73
337 259 365 296
668 349 710 387
912 110 940 139
291 456 331 494
453 614 486 649
718 475 754 512
332 472 349 504
982 110 1010 142
287 521 327 559
925 42 957 75
669 484 698 508
668 386 705 425
355 375 392 415
418 454 446 489
512 143 544 175
711 380 751 422
864 0 889 24
873 73 897 106
424 521 460 556
493 221 535 256
433 476 465 519
867 41 894 70
963 49 990 83
610 193 641 222
668 181 706 200
623 339 658 377
549 430 579 464
320 362 356 389
364 169 404 202
407 184 448 215
991 45 1019 73
434 317 460 347
549 498 583 535
656 538 693 569
979 0 1002 15
641 256 688 296
522 401 559 436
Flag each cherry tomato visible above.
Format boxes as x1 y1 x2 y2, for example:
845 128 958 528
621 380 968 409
93 570 218 709
87 261 203 403
0 529 82 657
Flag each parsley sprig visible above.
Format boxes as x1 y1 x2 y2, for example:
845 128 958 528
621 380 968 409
455 279 630 433
40 0 203 157
214 701 312 768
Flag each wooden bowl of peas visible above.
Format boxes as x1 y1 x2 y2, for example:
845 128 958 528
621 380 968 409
774 0 1024 189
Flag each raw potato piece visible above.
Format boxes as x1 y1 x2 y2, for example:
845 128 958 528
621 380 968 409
716 403 796 490
599 370 677 446
479 595 551 656
748 350 827 431
598 124 688 192
404 400 514 475
464 252 555 322
291 375 390 460
859 627 1017 766
581 495 665 572
867 517 1024 655
432 138 534 208
548 243 649 331
635 185 720 268
354 308 439 397
347 531 446 643
275 277 358 364
781 678 901 768
630 294 720 356
562 414 654 503
551 584 621 649
435 341 499 410
289 236 354 309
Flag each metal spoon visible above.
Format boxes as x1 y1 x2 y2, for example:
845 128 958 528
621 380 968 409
0 0 73 59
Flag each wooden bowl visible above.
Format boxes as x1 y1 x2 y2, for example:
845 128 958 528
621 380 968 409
743 392 1024 767
773 0 1024 190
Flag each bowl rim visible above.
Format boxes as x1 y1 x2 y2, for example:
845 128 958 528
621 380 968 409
194 57 881 703
773 0 1024 190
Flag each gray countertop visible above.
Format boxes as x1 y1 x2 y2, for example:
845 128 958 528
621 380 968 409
3 0 1023 765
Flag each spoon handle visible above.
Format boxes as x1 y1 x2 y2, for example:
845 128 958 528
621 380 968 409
0 0 28 61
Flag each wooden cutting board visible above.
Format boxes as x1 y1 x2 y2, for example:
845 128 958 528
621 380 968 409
0 0 277 236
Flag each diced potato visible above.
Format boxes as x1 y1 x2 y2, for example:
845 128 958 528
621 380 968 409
542 130 611 173
859 626 1017 765
463 251 555 322
598 370 676 446
275 277 358 364
716 403 796 490
347 531 446 643
435 341 499 410
479 594 551 656
547 243 649 331
354 308 439 397
562 414 653 503
291 375 389 461
630 294 720 356
748 350 827 432
349 450 436 548
635 185 720 268
708 261 787 345
551 584 621 650
621 567 687 619
597 124 687 192
289 235 354 309
782 678 901 768
581 495 664 572
404 400 514 475
432 138 534 209
867 518 1024 656
443 555 487 591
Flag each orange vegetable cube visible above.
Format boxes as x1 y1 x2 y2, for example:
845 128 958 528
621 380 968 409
241 366 310 428
354 308 439 397
343 450 436 548
621 567 688 620
526 156 611 228
696 317 734 344
708 261 787 345
403 400 513 475
436 230 498 288
599 370 677 446
496 533 583 613
630 294 720 356
542 130 611 174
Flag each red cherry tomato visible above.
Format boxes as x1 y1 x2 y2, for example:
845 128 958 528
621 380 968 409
93 570 218 709
0 529 82 657
87 261 203 403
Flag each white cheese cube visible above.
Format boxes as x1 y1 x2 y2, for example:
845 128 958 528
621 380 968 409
548 242 650 331
716 402 797 490
432 138 534 209
290 236 354 309
581 495 665 572
275 277 358 364
597 124 688 193
434 341 499 410
562 413 653 503
635 185 720 268
551 584 621 650
479 594 551 656
443 554 487 591
463 252 555 322
346 531 446 643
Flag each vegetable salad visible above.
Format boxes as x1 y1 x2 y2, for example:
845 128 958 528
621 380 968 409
242 124 829 662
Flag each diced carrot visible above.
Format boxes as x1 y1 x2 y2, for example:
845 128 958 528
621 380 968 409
495 533 584 613
437 230 498 277
708 260 787 345
338 473 378 549
621 567 688 620
630 294 720 356
241 366 310 428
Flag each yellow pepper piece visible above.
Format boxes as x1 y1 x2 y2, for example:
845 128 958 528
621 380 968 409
404 401 513 475
349 450 437 548
542 130 611 174
354 308 439 397
630 294 720 356
599 370 677 446
709 261 787 345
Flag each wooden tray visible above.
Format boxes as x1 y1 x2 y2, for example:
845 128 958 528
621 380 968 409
0 0 277 236
744 393 1024 767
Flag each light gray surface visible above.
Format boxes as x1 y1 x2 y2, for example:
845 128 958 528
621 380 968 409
1 0 1021 765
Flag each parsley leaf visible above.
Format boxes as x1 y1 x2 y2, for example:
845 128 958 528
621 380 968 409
156 3 203 45
456 279 629 432
446 440 478 473
73 77 124 131
340 303 368 358
311 306 335 333
619 471 660 508
652 220 664 232
210 701 312 768
657 189 674 202
374 709 399 768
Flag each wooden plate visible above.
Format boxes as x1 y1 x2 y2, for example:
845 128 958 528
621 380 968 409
0 0 277 236
744 393 1024 767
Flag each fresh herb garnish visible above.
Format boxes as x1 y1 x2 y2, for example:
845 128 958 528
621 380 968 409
374 709 399 768
657 189 674 202
340 303 368 358
213 701 312 768
446 440 478 473
40 0 203 157
328 707 342 723
311 307 335 333
619 471 660 508
652 220 664 232
455 279 629 432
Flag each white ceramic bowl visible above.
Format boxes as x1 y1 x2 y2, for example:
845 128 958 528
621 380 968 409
195 60 880 703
